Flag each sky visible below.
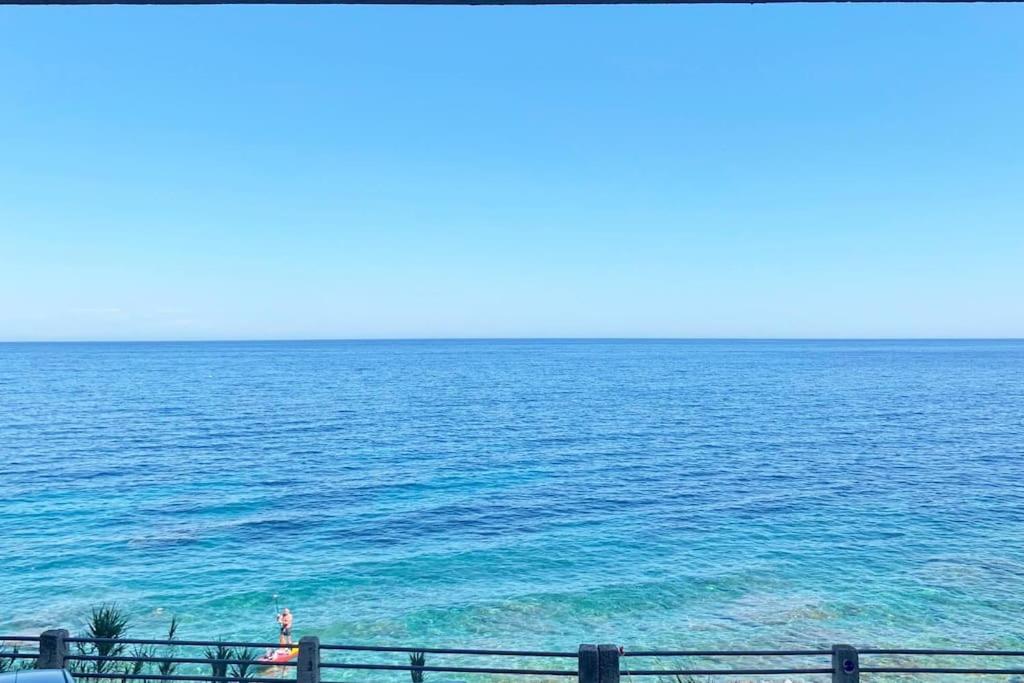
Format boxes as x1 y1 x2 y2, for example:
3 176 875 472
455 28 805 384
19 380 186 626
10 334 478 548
1 4 1022 341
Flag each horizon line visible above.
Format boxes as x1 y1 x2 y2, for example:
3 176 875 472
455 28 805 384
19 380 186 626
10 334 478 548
2 336 1024 344
6 0 1013 6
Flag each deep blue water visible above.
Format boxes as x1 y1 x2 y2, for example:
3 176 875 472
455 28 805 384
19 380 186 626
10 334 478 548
3 340 1024 655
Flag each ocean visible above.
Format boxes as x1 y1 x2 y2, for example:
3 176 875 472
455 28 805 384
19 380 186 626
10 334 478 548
3 339 1023 657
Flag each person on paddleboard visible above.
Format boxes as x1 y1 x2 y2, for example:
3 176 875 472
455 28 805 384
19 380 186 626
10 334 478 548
277 607 293 646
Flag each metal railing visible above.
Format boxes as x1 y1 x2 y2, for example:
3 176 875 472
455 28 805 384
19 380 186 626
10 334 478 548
5 631 1024 682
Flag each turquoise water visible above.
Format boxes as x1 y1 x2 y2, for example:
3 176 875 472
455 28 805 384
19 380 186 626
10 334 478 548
3 340 1024 656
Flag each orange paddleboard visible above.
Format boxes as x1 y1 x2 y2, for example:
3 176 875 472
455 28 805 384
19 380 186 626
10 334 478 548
257 647 298 665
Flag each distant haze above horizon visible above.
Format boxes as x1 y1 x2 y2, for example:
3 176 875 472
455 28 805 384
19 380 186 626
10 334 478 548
2 5 1022 342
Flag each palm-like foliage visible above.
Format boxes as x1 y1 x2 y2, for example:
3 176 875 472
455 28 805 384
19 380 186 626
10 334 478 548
0 645 17 674
409 651 426 683
204 644 233 680
124 643 153 683
79 604 131 675
156 615 180 676
230 647 259 681
1 644 37 672
672 675 711 683
62 606 183 683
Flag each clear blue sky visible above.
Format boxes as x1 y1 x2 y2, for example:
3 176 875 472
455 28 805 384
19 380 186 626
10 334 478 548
1 4 1022 340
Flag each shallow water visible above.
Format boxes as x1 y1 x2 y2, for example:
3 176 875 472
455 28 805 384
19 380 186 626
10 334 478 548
2 340 1023 656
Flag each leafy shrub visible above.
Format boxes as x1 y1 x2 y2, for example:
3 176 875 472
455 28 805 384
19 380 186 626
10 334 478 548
204 643 233 679
409 651 426 683
76 604 130 675
231 647 259 681
156 615 180 676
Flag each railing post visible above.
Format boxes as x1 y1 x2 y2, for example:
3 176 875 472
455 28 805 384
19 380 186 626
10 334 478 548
38 629 69 669
579 644 599 683
598 644 620 683
297 636 320 683
832 644 859 683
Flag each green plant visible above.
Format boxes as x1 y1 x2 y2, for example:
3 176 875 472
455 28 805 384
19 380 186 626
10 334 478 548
205 644 233 680
156 615 180 676
1 645 37 672
79 604 131 675
0 645 18 674
230 647 259 681
126 644 153 675
409 651 426 683
671 675 711 683
120 643 155 683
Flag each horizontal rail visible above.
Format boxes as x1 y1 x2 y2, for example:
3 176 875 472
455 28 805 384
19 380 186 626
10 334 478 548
320 662 578 675
319 644 577 657
860 667 1024 674
66 638 287 650
73 674 289 683
66 655 296 667
20 631 1024 683
860 649 1024 656
623 648 1024 657
620 668 834 676
622 649 832 656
